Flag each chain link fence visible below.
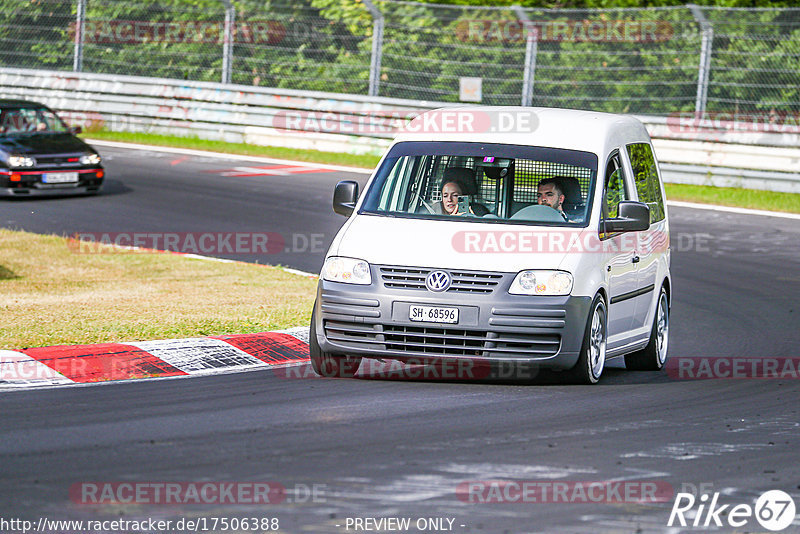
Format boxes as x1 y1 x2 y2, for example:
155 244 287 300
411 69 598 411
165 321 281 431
1 0 798 116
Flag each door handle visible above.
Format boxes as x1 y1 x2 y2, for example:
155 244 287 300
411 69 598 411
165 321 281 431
632 255 640 263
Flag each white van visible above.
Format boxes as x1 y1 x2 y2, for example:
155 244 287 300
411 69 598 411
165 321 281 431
311 107 671 384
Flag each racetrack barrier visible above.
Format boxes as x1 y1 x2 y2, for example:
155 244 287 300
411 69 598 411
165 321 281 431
1 67 798 192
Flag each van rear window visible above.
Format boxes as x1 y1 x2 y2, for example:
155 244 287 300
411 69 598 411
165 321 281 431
361 141 598 226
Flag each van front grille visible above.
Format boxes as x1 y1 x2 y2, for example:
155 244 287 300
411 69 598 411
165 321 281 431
379 266 503 294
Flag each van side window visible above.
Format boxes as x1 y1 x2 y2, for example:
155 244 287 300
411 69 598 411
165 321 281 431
603 153 627 219
627 142 665 223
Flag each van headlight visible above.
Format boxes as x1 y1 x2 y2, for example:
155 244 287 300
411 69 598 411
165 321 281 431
509 270 573 296
80 153 101 165
322 257 372 285
7 155 36 167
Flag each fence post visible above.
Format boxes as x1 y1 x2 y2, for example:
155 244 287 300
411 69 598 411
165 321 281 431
73 0 86 72
514 6 538 107
221 0 235 84
362 0 384 97
688 4 713 119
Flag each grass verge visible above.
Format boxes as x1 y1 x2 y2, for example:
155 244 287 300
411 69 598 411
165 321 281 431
84 130 800 214
0 228 317 349
664 183 800 214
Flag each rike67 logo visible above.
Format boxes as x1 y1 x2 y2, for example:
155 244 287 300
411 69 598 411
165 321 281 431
668 490 796 531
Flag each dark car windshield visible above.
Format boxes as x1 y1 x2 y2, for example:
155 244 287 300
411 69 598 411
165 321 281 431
361 141 598 226
0 106 69 137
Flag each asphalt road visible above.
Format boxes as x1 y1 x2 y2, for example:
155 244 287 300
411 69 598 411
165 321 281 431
1 144 368 274
1 144 799 533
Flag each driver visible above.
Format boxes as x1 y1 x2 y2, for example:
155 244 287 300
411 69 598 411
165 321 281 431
537 178 569 221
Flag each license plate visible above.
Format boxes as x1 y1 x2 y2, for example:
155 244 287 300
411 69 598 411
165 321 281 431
42 172 79 184
409 305 459 324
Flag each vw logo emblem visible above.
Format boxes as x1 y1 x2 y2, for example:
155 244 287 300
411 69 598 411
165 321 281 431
425 270 451 292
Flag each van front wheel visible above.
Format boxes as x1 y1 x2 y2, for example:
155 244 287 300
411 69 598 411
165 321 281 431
310 308 362 378
566 295 607 385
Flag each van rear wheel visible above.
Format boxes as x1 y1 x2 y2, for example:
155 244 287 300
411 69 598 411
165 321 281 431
565 295 607 385
309 307 362 378
625 287 669 371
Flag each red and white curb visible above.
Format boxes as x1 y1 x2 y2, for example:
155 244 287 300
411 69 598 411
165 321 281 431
0 327 310 391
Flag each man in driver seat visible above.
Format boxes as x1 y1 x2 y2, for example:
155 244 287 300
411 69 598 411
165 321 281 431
537 177 570 221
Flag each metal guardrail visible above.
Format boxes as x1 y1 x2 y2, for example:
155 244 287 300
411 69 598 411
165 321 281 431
1 68 798 193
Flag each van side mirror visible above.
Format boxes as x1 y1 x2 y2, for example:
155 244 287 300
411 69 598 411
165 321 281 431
69 125 83 134
603 201 650 233
333 180 359 217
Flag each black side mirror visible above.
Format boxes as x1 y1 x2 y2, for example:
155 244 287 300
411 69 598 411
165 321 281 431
69 125 83 134
603 201 650 233
333 180 359 217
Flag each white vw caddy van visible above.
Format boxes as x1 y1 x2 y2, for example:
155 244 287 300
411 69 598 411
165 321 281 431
311 107 671 384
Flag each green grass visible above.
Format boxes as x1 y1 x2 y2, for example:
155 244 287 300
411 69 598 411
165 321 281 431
0 229 318 349
664 183 800 214
82 130 800 214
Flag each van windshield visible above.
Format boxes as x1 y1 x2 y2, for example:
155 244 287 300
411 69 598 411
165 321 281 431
360 141 598 226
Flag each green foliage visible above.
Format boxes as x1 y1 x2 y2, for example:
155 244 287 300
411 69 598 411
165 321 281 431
1 0 797 114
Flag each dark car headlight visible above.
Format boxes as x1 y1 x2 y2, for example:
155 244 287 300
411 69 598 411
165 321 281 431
80 153 101 165
7 155 36 167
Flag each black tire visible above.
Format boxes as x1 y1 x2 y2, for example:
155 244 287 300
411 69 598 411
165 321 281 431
309 307 362 378
625 287 669 371
565 295 607 385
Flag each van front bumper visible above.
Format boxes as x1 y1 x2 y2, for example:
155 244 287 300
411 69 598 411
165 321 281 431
314 274 592 370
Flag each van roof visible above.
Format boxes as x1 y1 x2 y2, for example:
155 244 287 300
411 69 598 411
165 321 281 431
393 106 651 156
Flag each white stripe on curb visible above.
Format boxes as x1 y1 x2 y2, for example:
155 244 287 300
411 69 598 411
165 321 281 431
129 338 266 374
0 350 74 388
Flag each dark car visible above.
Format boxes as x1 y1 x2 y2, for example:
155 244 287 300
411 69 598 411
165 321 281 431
0 99 104 197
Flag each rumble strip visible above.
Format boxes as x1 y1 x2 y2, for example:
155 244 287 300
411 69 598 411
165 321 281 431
0 328 310 390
